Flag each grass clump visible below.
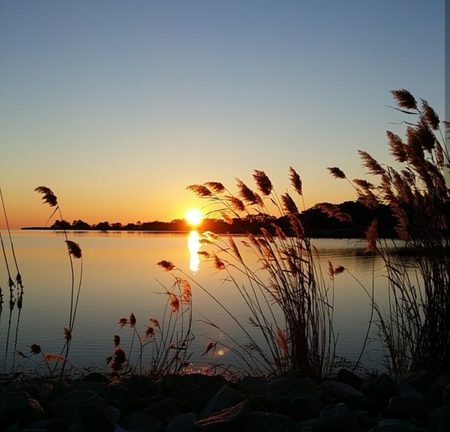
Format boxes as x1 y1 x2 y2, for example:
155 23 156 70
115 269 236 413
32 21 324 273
182 168 339 379
326 89 450 376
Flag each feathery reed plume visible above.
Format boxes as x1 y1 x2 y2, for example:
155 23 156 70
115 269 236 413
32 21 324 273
253 170 273 196
316 202 352 224
421 99 440 130
359 151 385 175
186 184 212 197
63 327 72 341
391 89 417 110
118 317 128 329
327 167 346 179
149 318 160 328
289 167 302 196
236 179 257 204
157 260 175 271
213 254 225 270
228 196 245 212
364 219 378 253
30 344 41 355
34 186 58 207
43 353 67 363
113 335 120 347
65 240 82 259
169 293 180 313
129 312 137 328
281 193 298 214
387 131 408 163
204 182 225 193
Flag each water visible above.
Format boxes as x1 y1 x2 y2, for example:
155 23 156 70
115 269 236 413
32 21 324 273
0 230 394 375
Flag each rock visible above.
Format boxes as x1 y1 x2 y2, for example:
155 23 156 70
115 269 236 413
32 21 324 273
167 412 197 432
369 418 430 431
337 369 364 390
266 378 319 402
361 373 397 412
127 374 158 398
398 370 438 393
245 411 301 432
194 399 250 431
387 391 427 422
75 380 107 397
104 382 135 413
140 397 181 424
322 380 365 410
317 402 359 432
80 372 110 384
0 391 44 428
239 376 268 395
48 389 105 424
162 374 228 414
427 405 450 431
200 385 240 419
79 404 115 432
129 412 164 432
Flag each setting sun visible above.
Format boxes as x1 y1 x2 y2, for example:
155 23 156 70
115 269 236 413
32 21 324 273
184 208 204 227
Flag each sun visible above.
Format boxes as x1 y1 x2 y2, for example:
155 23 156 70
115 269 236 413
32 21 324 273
184 208 204 227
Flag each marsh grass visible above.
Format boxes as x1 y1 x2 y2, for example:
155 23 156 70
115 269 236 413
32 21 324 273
183 169 340 378
325 89 450 375
107 275 194 379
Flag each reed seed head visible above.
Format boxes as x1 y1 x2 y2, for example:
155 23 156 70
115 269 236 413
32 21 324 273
35 186 58 207
186 184 212 197
421 99 440 130
236 178 257 204
289 167 302 196
129 313 136 328
63 327 72 341
30 343 41 355
66 240 82 259
113 335 120 347
204 182 225 193
391 89 417 110
327 167 346 179
281 193 298 215
118 317 128 328
43 353 67 363
253 170 273 196
149 318 160 328
157 260 175 271
169 293 180 313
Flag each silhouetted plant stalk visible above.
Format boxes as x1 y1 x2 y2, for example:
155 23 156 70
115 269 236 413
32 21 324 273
34 186 83 377
186 169 340 378
108 276 194 378
326 89 450 376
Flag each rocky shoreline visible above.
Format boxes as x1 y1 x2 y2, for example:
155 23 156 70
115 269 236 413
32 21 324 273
0 369 449 431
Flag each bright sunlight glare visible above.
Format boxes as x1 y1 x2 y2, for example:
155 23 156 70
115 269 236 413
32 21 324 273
184 208 204 227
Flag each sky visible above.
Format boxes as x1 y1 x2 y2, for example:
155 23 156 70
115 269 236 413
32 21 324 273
0 1 446 229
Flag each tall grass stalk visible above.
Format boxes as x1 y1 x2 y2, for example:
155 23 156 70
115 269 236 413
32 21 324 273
185 170 338 378
326 89 450 375
35 187 83 377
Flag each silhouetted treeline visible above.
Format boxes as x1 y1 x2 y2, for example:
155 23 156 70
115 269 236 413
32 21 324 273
22 199 450 239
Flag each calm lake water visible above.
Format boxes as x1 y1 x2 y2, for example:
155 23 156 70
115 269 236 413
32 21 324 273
0 230 397 375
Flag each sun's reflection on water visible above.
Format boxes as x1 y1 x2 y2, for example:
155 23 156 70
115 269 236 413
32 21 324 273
187 230 201 273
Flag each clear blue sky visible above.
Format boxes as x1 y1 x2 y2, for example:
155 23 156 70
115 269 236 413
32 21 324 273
0 1 445 228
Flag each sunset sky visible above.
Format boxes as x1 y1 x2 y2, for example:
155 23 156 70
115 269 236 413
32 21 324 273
0 1 445 229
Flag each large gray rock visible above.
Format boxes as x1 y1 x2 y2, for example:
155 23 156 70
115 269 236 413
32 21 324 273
246 411 301 432
322 380 365 410
266 378 319 402
240 376 269 395
427 405 450 432
162 374 228 414
398 370 438 393
79 404 115 432
129 412 164 432
167 412 197 432
369 418 430 431
317 403 359 432
48 389 105 424
387 391 427 422
200 385 240 419
104 383 135 413
0 390 44 427
194 399 250 431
